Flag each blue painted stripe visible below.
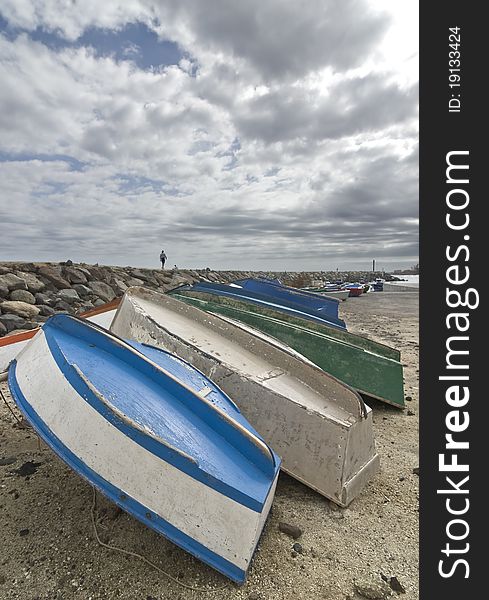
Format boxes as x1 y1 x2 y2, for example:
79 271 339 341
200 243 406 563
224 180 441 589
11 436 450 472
40 323 270 513
49 314 277 481
8 362 248 583
235 278 341 316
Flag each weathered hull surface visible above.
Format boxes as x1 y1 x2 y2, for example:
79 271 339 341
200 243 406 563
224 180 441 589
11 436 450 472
9 315 280 583
170 288 400 361
179 281 347 330
171 291 405 408
111 287 380 506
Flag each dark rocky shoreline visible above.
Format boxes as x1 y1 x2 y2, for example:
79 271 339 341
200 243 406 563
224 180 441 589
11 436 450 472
0 261 389 337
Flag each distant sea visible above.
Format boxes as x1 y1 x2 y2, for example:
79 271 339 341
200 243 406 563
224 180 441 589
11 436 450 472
389 274 419 288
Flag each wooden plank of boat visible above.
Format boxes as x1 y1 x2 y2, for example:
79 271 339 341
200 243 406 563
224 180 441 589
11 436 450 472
171 291 405 408
111 287 380 506
180 281 348 331
233 278 341 319
8 314 280 583
0 299 120 374
171 287 400 362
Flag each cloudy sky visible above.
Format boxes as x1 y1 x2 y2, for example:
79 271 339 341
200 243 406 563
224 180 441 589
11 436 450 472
0 1 418 271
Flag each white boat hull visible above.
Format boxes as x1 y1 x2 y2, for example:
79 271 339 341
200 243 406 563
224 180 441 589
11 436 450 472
111 288 380 506
9 321 279 582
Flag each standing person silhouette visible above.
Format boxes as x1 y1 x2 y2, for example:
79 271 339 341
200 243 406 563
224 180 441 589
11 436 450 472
159 249 167 269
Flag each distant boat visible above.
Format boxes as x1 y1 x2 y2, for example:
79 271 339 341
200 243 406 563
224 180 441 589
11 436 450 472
9 314 280 583
170 289 405 408
176 281 347 330
343 284 364 297
111 287 380 506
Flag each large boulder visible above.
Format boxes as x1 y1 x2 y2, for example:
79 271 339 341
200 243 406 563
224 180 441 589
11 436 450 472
73 266 92 278
88 281 116 302
54 300 74 312
73 284 92 297
38 304 56 317
130 269 158 285
37 266 71 290
0 284 8 298
35 292 55 306
0 320 7 336
15 263 38 273
88 266 112 282
0 313 27 333
154 272 174 285
9 289 36 304
0 273 28 291
15 271 45 293
125 277 145 287
110 278 128 295
58 288 80 304
63 267 88 285
0 301 40 319
76 301 95 313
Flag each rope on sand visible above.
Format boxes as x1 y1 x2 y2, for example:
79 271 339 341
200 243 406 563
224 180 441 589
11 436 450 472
90 487 229 594
1 374 229 593
0 385 27 427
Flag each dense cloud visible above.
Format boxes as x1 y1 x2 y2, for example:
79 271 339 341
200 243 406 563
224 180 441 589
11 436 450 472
0 1 418 270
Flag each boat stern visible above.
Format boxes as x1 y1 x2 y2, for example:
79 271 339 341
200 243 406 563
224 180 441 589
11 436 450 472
339 406 380 506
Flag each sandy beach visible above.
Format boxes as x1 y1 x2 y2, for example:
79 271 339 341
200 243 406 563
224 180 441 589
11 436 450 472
0 290 419 600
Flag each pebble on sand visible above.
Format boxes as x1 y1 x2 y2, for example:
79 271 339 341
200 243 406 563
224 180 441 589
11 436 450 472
278 522 303 539
354 578 392 600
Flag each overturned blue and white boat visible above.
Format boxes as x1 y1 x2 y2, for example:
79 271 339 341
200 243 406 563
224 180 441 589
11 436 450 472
8 314 280 583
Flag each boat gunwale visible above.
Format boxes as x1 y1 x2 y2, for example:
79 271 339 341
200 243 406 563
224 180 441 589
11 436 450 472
173 282 348 331
171 286 401 361
7 362 257 583
171 292 406 408
46 314 276 470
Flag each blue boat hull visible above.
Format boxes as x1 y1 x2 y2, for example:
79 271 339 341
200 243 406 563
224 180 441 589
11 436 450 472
178 281 347 330
235 278 341 318
8 315 280 583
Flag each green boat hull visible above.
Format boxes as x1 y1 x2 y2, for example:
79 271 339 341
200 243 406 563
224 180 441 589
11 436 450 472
171 290 405 408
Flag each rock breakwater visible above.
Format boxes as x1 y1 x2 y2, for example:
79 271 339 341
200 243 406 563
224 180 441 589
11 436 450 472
0 261 387 337
0 262 225 336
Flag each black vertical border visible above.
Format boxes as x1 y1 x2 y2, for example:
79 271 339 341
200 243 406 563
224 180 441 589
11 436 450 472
420 3 483 598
